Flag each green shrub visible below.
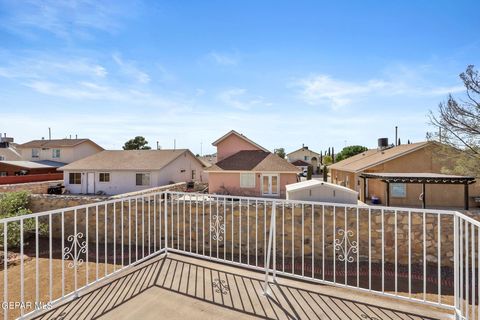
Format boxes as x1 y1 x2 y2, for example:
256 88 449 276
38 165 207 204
0 191 47 248
307 166 313 180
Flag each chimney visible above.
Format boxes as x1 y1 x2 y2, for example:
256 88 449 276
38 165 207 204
75 134 78 139
48 127 51 140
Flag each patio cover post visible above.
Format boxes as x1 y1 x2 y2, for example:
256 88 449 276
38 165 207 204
385 181 390 206
464 183 469 210
361 176 367 203
422 183 426 209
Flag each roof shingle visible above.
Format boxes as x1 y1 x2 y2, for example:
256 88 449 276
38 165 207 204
329 141 431 173
19 139 103 149
207 150 300 172
59 149 197 171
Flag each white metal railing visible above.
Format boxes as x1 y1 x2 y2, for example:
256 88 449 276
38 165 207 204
0 191 477 319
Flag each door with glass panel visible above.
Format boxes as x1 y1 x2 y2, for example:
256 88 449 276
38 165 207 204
261 174 279 196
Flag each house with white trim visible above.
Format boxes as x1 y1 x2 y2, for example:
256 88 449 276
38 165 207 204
17 138 104 164
207 130 299 197
59 149 206 195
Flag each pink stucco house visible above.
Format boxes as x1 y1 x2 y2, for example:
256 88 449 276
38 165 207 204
207 130 300 198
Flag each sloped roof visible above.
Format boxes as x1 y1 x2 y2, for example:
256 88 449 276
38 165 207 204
328 141 432 173
0 147 22 161
211 130 269 152
59 149 202 171
291 159 310 166
197 155 217 167
286 179 358 194
287 146 320 156
0 160 56 169
207 150 300 173
18 138 104 149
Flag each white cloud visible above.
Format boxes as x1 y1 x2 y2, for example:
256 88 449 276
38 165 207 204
298 75 387 107
217 88 271 110
296 69 465 108
0 56 107 80
112 54 150 84
0 0 134 39
208 51 239 66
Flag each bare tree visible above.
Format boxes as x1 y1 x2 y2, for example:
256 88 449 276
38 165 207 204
430 65 480 175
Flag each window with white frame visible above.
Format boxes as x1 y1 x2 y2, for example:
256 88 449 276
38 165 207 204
32 148 39 158
0 172 6 177
99 172 110 182
136 173 150 186
0 156 4 161
390 183 406 198
240 173 255 188
69 172 81 185
52 149 61 158
304 156 309 161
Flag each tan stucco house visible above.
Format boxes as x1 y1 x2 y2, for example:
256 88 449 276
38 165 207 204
207 130 300 197
287 146 321 169
17 138 104 164
329 141 479 209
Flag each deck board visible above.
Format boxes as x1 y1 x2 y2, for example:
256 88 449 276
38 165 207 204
34 253 452 320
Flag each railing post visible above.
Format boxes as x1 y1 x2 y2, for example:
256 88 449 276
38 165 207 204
273 202 277 281
263 201 276 296
164 191 169 255
453 214 459 315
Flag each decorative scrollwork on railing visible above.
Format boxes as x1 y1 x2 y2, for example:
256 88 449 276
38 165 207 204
334 228 358 263
212 278 230 295
210 215 225 241
63 232 87 269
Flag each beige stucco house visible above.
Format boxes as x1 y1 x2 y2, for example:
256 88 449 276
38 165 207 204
18 139 104 164
59 149 206 195
329 141 480 209
287 146 321 169
207 130 300 198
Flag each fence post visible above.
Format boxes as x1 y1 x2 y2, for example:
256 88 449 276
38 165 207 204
453 214 459 317
263 201 276 296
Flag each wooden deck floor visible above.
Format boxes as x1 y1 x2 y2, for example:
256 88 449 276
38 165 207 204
34 253 453 320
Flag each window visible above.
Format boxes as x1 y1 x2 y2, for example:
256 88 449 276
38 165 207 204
304 156 309 161
390 183 406 198
191 170 196 180
69 173 81 185
136 173 150 186
99 173 110 182
32 148 39 158
0 172 6 177
52 149 61 158
240 173 255 188
0 156 4 161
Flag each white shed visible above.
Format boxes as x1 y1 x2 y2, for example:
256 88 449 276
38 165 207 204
286 179 358 204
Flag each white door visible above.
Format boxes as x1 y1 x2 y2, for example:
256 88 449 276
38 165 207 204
261 174 279 196
87 172 95 194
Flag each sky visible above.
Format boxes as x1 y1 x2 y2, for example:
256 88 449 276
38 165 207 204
0 0 479 155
